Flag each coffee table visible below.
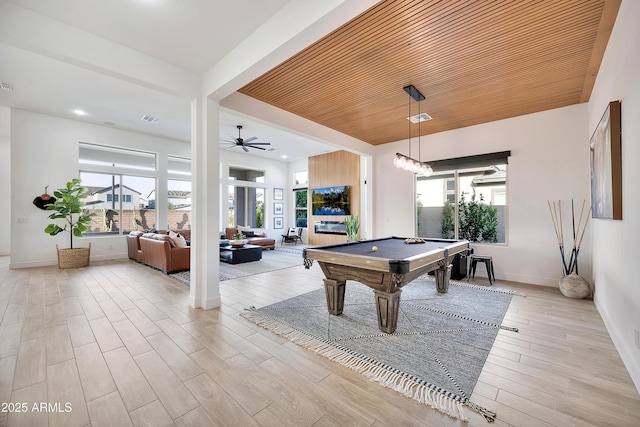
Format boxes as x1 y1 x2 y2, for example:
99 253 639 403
220 244 262 264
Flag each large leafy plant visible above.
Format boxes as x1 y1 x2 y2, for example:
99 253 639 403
45 178 95 249
441 192 498 243
344 215 360 241
458 191 498 243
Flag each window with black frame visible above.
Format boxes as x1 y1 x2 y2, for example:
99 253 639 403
416 151 509 244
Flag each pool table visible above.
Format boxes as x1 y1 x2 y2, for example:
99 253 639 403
303 236 470 333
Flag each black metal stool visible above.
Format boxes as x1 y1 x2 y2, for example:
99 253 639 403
468 254 496 286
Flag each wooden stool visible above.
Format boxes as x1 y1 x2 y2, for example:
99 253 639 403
468 254 495 286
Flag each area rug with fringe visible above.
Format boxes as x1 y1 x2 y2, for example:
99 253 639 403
241 278 523 423
169 245 304 285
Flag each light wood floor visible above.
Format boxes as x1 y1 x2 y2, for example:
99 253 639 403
0 255 638 427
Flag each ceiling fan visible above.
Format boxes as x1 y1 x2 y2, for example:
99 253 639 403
220 125 271 152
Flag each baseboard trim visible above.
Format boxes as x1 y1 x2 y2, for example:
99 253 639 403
188 294 221 310
10 253 128 269
595 296 640 394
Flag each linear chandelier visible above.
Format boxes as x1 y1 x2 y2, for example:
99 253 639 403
393 85 433 176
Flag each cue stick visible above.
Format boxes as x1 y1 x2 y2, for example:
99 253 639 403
572 205 592 275
569 200 586 273
558 200 568 274
553 200 569 274
547 201 561 244
567 199 577 274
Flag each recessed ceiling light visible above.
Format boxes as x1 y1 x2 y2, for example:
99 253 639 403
281 155 288 159
73 109 88 116
1 82 13 91
407 112 432 123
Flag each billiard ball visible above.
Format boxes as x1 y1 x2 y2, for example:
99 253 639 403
372 246 378 252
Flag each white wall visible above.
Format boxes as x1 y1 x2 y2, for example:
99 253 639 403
0 107 10 255
373 103 591 287
10 109 189 268
588 0 640 391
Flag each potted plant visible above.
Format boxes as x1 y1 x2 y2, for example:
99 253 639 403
45 178 95 268
344 215 359 242
230 231 246 247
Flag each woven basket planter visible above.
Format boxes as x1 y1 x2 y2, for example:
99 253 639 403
56 243 91 269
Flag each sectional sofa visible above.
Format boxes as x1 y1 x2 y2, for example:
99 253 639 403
127 229 191 273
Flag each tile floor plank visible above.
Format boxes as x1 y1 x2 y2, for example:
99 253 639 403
146 333 203 381
87 390 134 427
128 400 176 427
183 374 262 427
47 359 90 427
45 324 75 365
103 347 157 412
66 315 96 348
7 380 48 427
112 319 153 356
12 337 46 390
133 350 199 420
74 342 118 402
89 317 124 352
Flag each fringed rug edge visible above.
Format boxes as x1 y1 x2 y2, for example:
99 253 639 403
240 308 497 423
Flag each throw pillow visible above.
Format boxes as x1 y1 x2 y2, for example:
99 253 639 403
169 230 188 248
288 227 298 236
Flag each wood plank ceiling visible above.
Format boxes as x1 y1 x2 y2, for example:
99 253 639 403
239 0 621 146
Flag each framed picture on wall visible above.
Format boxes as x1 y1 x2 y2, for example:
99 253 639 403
274 188 283 200
274 217 283 229
274 202 283 215
590 100 622 220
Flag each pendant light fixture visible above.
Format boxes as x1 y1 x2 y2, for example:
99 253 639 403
393 85 433 176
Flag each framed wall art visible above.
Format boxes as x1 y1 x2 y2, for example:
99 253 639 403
274 217 283 229
590 100 622 220
274 188 283 200
274 202 283 215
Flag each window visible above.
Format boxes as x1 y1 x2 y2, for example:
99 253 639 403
168 155 191 176
80 171 156 234
168 179 191 230
79 142 156 171
228 185 265 228
294 189 308 228
294 171 308 186
293 170 308 228
416 151 509 244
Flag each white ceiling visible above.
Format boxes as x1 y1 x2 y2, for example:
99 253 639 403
0 0 340 162
7 0 290 74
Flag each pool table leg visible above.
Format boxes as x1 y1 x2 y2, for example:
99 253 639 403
435 263 453 293
373 289 402 334
323 279 346 315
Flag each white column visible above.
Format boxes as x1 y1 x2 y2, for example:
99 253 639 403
189 95 221 309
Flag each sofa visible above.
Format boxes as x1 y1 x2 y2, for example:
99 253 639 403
224 227 275 250
127 229 190 273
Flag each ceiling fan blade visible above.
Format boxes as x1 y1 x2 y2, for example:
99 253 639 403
249 145 266 150
245 142 270 146
220 138 236 144
243 136 257 143
242 146 249 152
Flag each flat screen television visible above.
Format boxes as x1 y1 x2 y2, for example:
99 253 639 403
312 185 351 215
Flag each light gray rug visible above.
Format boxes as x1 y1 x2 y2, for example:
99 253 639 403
241 278 522 423
169 246 304 285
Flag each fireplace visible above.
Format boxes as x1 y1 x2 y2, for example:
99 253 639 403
314 221 347 235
